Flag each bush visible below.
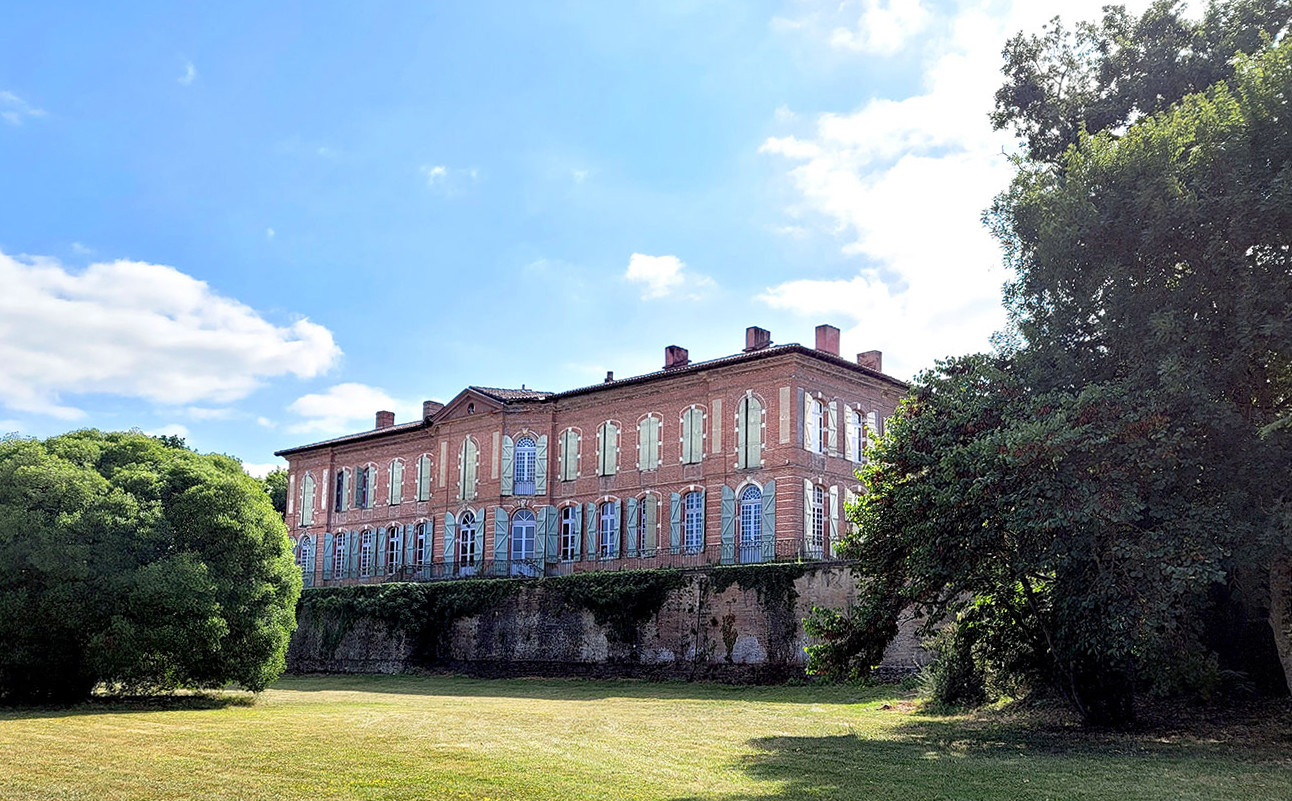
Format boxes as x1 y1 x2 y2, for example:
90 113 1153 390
920 625 987 710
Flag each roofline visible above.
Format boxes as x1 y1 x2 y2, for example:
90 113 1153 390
275 344 907 458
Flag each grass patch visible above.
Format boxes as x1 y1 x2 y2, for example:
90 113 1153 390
0 674 1289 800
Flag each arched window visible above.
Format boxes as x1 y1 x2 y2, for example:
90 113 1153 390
560 506 579 561
737 395 763 469
333 532 347 577
739 486 763 563
413 523 429 568
458 511 477 565
514 437 536 495
597 422 619 476
807 486 825 558
511 509 536 563
360 529 375 576
683 491 703 553
599 501 617 558
296 535 313 574
386 527 401 574
388 459 404 506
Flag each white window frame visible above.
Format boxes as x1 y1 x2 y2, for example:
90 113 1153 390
683 491 703 553
360 529 374 577
599 502 616 558
511 509 536 562
458 511 477 564
560 506 579 561
515 436 537 495
333 532 346 575
808 486 825 557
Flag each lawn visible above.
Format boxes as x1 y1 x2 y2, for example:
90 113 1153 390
1 675 1289 801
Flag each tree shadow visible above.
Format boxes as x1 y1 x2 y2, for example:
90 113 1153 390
0 691 257 721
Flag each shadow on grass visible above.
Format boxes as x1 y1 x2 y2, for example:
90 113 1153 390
667 716 1292 801
273 672 913 705
0 691 256 721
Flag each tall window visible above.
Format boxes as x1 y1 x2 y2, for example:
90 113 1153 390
739 486 762 563
599 501 617 558
360 529 374 576
416 455 432 502
459 438 478 500
413 523 428 568
638 415 660 471
515 437 536 495
560 429 579 481
850 409 864 462
299 473 315 526
511 509 536 562
355 466 371 509
737 395 763 469
458 511 477 565
386 528 400 574
681 407 704 464
810 399 825 454
296 535 313 574
389 460 403 505
597 422 619 476
639 499 652 556
684 491 703 553
334 469 347 511
333 532 346 576
863 411 880 461
808 486 825 558
560 506 579 561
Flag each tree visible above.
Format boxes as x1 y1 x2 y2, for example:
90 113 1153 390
0 431 301 704
260 467 288 518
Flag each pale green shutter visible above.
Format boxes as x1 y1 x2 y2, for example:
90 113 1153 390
680 412 692 463
690 409 704 462
736 398 748 469
584 502 596 560
597 424 606 475
648 417 660 469
501 435 514 496
669 492 681 554
803 479 814 552
323 531 334 580
545 506 560 563
801 389 810 450
535 435 548 493
347 531 360 579
467 440 479 499
636 420 646 470
644 494 658 554
625 496 638 557
827 401 839 456
606 424 618 476
698 489 707 551
494 507 509 563
534 507 549 563
392 461 403 505
444 513 457 561
750 397 763 467
829 485 840 557
762 480 777 562
720 485 735 564
375 526 388 574
572 504 583 560
404 523 417 568
418 455 430 501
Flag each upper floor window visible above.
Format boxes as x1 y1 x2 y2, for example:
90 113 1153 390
599 501 617 558
560 506 579 561
683 491 703 553
388 459 404 506
807 398 825 454
848 409 864 462
334 469 347 511
355 466 372 509
515 437 536 495
597 422 619 477
459 438 479 500
736 395 763 469
559 429 580 482
416 455 431 502
299 472 316 526
680 407 704 464
638 415 661 471
360 529 374 576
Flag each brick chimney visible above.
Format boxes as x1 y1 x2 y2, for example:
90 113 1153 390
604 371 615 383
375 410 395 429
857 350 882 371
815 324 840 356
744 326 772 352
422 400 444 419
664 345 690 369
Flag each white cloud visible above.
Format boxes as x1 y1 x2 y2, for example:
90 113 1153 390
830 0 930 55
287 383 417 434
762 0 1152 379
71 242 93 255
624 253 716 300
1 90 45 126
147 423 190 439
256 416 277 429
0 250 341 418
185 406 234 420
421 164 447 184
774 104 798 123
266 227 276 239
242 461 283 479
179 61 196 86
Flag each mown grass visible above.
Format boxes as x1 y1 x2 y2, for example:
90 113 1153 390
1 674 1289 800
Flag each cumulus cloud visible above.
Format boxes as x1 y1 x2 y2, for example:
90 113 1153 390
0 250 341 418
1 91 45 126
624 253 715 300
762 0 1152 379
287 383 417 434
421 165 447 185
830 0 930 55
179 61 196 86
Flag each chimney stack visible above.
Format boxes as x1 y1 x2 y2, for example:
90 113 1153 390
857 350 883 372
422 400 444 419
604 370 615 383
815 324 841 356
744 326 772 352
375 410 395 429
664 345 690 369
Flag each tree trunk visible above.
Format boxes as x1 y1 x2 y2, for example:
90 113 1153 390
1270 554 1292 695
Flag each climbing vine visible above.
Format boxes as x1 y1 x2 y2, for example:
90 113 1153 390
542 569 686 644
708 563 807 611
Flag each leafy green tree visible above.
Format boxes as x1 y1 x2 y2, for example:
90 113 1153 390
0 430 301 704
260 467 288 518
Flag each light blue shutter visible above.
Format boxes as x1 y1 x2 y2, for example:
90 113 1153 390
494 507 509 563
644 494 658 554
584 502 596 560
762 480 777 562
475 507 486 565
323 532 334 580
625 496 638 557
572 504 583 560
501 435 514 496
545 506 559 562
720 485 735 564
669 492 681 554
347 531 360 579
444 513 456 561
610 501 620 558
534 507 548 563
375 526 388 574
394 525 405 573
404 523 416 569
535 435 548 493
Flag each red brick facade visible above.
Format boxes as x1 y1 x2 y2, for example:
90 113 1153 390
277 325 906 587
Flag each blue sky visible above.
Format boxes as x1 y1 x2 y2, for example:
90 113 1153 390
0 0 1147 474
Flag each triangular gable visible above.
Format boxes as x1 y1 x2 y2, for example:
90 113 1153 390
431 388 505 423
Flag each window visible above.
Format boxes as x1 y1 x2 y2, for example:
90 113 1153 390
849 409 864 462
809 399 825 454
560 506 579 561
515 437 536 495
639 499 651 555
638 415 660 471
355 466 371 509
739 486 762 563
334 469 347 511
808 486 825 558
511 509 536 562
560 429 579 481
458 511 477 565
599 502 617 558
389 459 403 506
360 529 374 576
416 455 431 502
413 523 429 568
684 491 703 553
681 407 704 464
333 532 347 576
864 411 880 461
299 473 315 526
597 422 619 476
296 535 313 572
383 528 399 574
459 438 478 500
737 395 763 469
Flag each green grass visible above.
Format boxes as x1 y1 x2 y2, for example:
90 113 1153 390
1 675 1290 800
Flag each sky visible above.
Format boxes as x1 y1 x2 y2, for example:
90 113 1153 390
0 0 1153 476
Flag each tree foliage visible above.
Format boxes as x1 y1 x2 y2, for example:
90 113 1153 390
260 467 288 518
0 430 301 704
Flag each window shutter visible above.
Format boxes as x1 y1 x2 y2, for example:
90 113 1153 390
625 496 638 557
597 424 605 475
444 513 457 561
535 435 548 493
691 409 704 462
698 489 707 549
669 492 682 553
468 440 479 499
404 523 417 568
827 401 839 456
323 532 334 580
649 417 660 469
501 435 514 496
391 461 403 505
829 485 840 556
348 531 360 579
637 420 646 470
644 494 658 554
545 506 559 563
584 502 596 560
736 398 748 469
750 397 763 466
394 525 405 572
680 412 692 463
711 399 722 455
534 507 548 563
720 485 735 564
572 503 583 560
762 480 777 562
494 507 509 563
458 443 467 500
801 389 809 449
803 479 813 550
844 410 855 461
606 424 618 476
375 526 388 573
418 456 430 501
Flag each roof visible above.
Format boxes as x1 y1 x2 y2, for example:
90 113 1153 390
275 343 906 457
